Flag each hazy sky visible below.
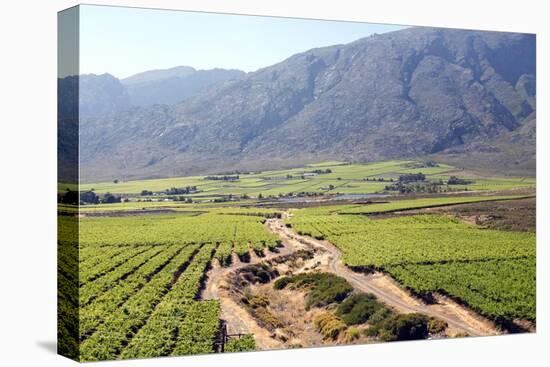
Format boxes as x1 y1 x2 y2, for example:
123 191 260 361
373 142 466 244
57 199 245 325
79 5 406 79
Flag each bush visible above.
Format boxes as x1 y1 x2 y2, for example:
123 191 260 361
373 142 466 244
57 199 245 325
273 276 292 290
80 190 99 204
363 326 380 337
254 307 283 329
347 327 361 341
249 295 269 309
428 317 448 334
336 293 387 325
379 313 429 341
102 192 122 204
273 273 352 309
240 263 278 284
368 306 393 325
314 312 347 340
225 334 256 352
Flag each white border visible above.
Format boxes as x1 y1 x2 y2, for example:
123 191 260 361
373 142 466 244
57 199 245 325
0 1 547 366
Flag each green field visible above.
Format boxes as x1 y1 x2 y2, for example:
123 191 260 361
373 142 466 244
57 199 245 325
78 160 535 199
59 208 281 361
59 159 536 360
337 195 533 214
288 208 536 322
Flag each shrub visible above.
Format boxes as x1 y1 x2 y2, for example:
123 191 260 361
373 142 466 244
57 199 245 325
314 312 347 340
225 334 256 352
378 328 397 342
363 326 380 337
347 327 361 341
336 293 387 325
428 317 448 334
379 313 429 341
273 273 353 309
254 308 283 329
240 264 278 284
273 276 292 290
368 306 393 325
249 295 269 309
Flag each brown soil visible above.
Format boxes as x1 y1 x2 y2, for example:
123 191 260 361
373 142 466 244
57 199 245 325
408 198 536 232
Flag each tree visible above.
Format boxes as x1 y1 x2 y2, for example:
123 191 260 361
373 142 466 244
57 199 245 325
258 193 264 199
80 190 99 204
447 176 472 185
398 173 425 183
113 179 119 184
102 192 121 204
60 189 79 205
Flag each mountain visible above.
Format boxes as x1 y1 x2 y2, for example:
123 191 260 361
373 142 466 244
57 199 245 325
78 27 536 182
121 65 197 85
121 67 245 106
78 73 132 117
58 67 245 118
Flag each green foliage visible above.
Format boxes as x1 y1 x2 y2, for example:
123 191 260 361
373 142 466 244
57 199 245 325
365 313 430 342
273 272 353 309
101 192 122 204
273 276 292 290
225 334 256 353
378 313 429 341
79 212 279 263
337 195 531 215
347 327 361 341
367 307 393 325
387 258 536 321
336 293 388 326
76 207 285 361
289 207 536 322
80 160 535 197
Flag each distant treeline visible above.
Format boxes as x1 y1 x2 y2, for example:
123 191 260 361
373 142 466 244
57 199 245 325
204 175 240 181
59 190 123 205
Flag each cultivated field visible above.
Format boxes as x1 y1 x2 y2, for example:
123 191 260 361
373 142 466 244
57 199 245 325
58 160 536 360
77 160 535 198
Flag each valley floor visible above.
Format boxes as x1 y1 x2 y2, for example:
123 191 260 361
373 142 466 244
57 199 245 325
58 160 536 360
202 213 502 350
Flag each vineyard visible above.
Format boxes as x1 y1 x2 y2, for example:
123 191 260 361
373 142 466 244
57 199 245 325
60 209 280 361
58 158 537 361
288 207 536 323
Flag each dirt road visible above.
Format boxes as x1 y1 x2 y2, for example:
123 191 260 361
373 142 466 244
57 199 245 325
202 214 499 349
201 218 296 349
269 217 500 337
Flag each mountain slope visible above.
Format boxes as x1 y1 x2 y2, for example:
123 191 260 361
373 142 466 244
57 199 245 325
78 73 131 117
121 66 245 106
79 27 536 182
